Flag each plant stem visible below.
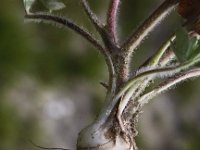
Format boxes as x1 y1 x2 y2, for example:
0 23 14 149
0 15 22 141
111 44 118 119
25 13 116 96
103 56 200 121
138 68 200 106
25 13 104 52
107 0 121 43
122 0 179 55
81 0 104 30
127 35 176 102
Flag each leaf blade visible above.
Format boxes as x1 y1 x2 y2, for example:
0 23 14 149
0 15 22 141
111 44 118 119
23 0 36 13
40 0 66 12
173 27 189 62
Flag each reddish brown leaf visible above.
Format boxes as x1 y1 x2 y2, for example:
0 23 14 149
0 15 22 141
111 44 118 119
178 0 200 33
178 0 200 19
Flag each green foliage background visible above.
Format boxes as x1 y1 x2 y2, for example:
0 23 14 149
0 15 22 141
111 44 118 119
1 0 200 150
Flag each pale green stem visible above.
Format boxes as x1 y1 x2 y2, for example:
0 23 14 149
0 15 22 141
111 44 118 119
103 55 200 121
138 68 200 106
117 35 176 117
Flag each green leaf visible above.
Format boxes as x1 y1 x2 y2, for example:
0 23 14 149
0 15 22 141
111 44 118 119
187 37 199 59
172 27 200 64
23 0 65 13
189 45 200 61
39 0 65 12
173 27 190 63
23 0 36 13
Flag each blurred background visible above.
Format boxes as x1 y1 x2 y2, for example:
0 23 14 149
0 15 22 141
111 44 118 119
1 0 200 149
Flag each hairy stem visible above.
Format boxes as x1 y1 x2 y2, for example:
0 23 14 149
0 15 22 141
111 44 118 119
120 58 197 98
122 0 179 55
138 68 200 106
127 35 176 101
105 55 200 121
25 13 104 52
25 13 116 96
107 0 121 43
80 0 118 97
117 41 176 122
81 0 104 30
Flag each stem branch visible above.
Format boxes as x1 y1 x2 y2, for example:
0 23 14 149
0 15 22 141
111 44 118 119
25 13 104 52
25 13 115 95
81 0 104 30
122 0 179 55
138 68 200 106
107 0 121 43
